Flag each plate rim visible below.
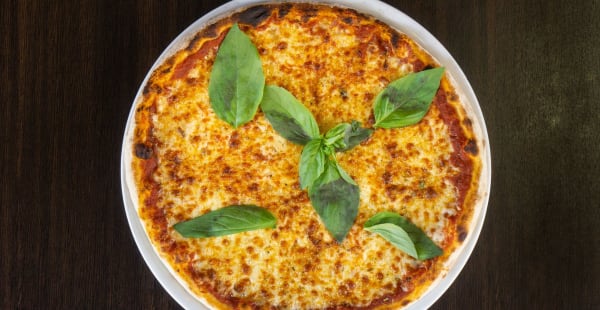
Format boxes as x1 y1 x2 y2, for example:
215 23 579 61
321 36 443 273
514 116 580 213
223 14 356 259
120 1 492 309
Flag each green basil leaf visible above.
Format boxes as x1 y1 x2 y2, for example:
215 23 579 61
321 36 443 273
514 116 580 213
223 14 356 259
323 121 372 152
308 159 359 242
260 85 320 145
323 123 348 149
373 67 444 129
333 159 357 186
299 139 327 189
364 223 418 258
364 211 443 260
338 120 373 151
208 24 265 128
173 205 276 238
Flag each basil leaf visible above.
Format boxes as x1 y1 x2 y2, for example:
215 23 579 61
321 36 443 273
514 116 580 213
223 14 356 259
364 211 443 260
173 205 276 238
373 67 444 129
308 159 359 242
333 159 357 186
323 123 348 149
339 120 373 151
364 223 418 258
299 139 327 189
208 24 265 128
323 121 372 152
260 85 320 145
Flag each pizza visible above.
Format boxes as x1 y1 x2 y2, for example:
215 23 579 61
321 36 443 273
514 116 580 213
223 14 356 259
129 3 482 309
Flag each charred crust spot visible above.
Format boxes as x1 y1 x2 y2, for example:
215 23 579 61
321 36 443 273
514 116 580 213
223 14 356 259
463 117 473 128
401 299 412 306
134 143 153 159
186 33 201 51
199 23 218 39
391 32 400 48
449 92 459 101
301 7 318 22
457 225 468 242
161 66 172 74
237 5 273 27
142 82 162 96
464 139 479 155
342 17 353 24
278 3 292 18
164 56 175 67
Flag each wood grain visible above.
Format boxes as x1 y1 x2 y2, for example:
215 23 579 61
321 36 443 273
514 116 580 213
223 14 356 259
1 0 598 309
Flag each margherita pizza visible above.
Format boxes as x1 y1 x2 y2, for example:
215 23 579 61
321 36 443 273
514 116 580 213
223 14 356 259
129 3 482 309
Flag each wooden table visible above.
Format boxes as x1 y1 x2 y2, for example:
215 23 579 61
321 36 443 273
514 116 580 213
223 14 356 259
2 0 598 308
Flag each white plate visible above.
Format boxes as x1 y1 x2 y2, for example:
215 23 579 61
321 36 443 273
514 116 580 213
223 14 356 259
121 1 491 309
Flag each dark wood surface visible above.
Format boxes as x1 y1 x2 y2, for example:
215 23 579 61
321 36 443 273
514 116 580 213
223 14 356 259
2 0 598 309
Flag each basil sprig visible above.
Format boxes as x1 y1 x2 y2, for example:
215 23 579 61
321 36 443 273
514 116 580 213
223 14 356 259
173 205 276 238
208 23 265 128
364 212 443 260
260 85 371 241
373 67 444 128
298 121 371 190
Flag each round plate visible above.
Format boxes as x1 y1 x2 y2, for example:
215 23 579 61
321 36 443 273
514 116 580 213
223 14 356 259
121 1 491 309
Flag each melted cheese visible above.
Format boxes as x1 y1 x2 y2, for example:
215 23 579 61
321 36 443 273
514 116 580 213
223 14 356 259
132 4 480 309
